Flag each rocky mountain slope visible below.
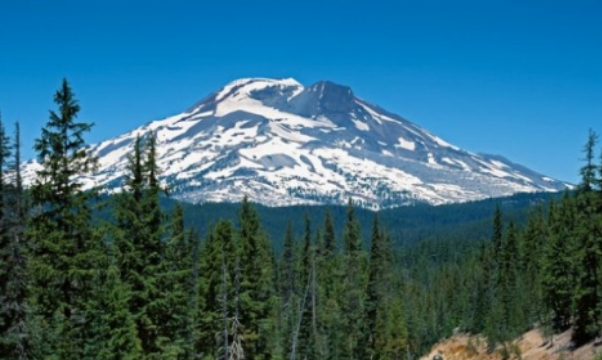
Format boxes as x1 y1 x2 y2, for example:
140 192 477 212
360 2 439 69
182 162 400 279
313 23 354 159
22 78 569 208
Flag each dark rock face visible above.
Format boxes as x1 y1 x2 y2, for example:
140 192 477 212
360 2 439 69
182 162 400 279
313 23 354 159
289 81 357 120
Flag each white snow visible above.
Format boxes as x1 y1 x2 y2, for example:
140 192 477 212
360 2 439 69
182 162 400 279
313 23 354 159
395 137 416 151
352 118 370 131
490 160 509 169
427 153 438 165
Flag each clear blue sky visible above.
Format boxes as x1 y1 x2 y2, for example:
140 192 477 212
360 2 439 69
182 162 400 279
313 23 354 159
1 0 600 183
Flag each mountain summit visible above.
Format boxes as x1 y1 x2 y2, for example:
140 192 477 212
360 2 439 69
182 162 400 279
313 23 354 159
22 77 569 208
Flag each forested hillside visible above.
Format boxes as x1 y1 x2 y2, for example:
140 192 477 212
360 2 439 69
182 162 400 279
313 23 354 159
161 191 560 250
1 80 601 360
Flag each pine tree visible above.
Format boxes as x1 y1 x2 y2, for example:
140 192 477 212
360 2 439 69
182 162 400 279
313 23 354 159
499 221 523 337
298 212 313 360
365 213 384 358
94 254 141 360
572 130 602 345
339 199 366 360
0 120 30 359
541 196 576 332
28 79 100 359
374 296 408 360
237 197 276 360
113 132 166 358
198 219 237 359
519 205 545 321
279 221 296 357
492 205 503 258
472 242 493 334
158 202 194 358
323 208 336 256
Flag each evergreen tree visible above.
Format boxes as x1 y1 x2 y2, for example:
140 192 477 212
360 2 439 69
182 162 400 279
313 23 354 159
94 254 141 360
365 213 384 357
498 221 523 338
198 219 237 359
519 205 545 322
374 296 408 360
492 204 503 258
323 208 336 256
113 132 166 358
471 242 494 334
541 196 576 332
28 79 100 359
572 130 602 345
158 202 194 358
279 221 296 357
237 197 276 360
339 199 366 360
298 212 313 360
0 120 30 359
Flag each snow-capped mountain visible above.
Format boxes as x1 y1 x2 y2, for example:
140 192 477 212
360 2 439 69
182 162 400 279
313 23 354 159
22 77 570 209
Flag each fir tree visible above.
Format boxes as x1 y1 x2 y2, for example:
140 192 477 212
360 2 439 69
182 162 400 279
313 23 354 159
339 199 366 360
0 120 30 359
237 197 276 360
298 212 313 360
158 202 194 358
572 130 602 345
28 79 100 359
323 208 336 256
113 132 166 358
279 221 296 357
198 219 237 359
541 195 576 332
365 213 384 357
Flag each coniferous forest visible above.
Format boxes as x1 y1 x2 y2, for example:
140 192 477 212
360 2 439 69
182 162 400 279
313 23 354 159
1 80 602 360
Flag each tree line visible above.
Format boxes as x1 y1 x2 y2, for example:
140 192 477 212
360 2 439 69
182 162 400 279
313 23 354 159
1 80 601 360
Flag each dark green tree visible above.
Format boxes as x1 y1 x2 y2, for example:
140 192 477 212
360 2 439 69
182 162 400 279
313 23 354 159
572 130 602 345
237 197 276 360
28 79 100 359
323 208 336 256
113 132 166 358
541 196 576 332
0 120 30 359
339 199 366 360
198 219 237 359
279 221 296 357
158 202 194 358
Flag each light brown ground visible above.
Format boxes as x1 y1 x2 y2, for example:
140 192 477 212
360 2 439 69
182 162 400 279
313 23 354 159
420 329 602 360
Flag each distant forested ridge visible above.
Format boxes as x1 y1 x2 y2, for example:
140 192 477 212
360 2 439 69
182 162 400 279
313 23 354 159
148 190 561 251
1 80 600 360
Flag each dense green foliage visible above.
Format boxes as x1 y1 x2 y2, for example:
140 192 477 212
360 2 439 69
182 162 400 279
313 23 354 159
1 81 601 360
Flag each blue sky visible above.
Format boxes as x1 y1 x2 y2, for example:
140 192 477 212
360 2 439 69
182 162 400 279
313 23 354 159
0 0 600 183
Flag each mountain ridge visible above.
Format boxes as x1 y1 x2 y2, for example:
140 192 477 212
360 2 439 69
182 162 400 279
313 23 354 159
22 77 570 209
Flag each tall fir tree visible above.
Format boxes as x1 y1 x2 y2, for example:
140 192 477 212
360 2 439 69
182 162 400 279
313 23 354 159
541 195 576 332
0 120 30 359
113 132 167 358
339 199 366 360
279 221 296 357
237 197 276 360
158 202 194 358
298 212 314 360
572 130 602 345
28 79 100 359
365 213 383 358
198 219 237 359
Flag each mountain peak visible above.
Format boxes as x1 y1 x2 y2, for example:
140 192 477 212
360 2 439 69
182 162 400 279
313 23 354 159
22 77 570 209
